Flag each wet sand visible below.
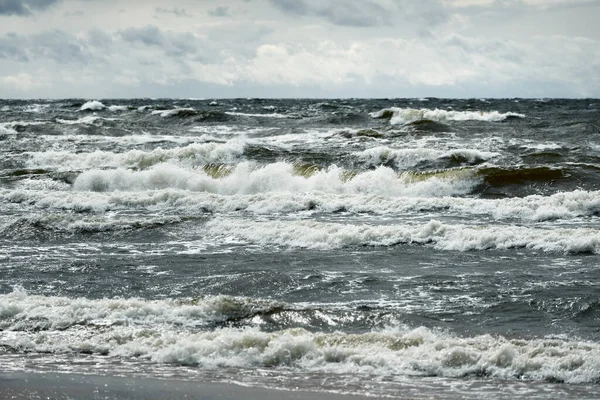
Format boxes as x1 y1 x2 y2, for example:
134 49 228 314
0 371 374 400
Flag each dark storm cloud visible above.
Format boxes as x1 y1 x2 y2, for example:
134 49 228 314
270 0 391 27
155 7 191 18
119 25 199 57
0 0 61 16
208 6 229 17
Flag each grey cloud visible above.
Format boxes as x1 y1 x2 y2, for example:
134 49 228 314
87 28 113 48
270 0 391 27
156 7 191 18
119 25 199 57
208 6 229 17
0 0 61 16
0 30 91 64
31 30 91 63
0 33 28 61
64 10 84 17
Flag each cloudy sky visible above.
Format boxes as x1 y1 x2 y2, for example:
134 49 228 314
1 0 599 98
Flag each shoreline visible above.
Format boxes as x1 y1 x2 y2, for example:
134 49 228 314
0 371 375 400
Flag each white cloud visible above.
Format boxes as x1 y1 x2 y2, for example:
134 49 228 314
0 0 598 97
0 70 52 91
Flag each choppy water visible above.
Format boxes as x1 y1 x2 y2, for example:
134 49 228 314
1 98 599 398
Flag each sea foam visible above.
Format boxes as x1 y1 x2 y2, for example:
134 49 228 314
354 146 498 169
1 290 598 384
72 162 477 197
205 218 600 253
370 107 525 125
80 100 105 111
27 140 246 170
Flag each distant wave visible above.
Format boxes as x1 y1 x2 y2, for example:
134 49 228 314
151 108 198 118
225 111 290 119
27 140 246 170
80 100 105 111
354 146 498 169
371 107 525 125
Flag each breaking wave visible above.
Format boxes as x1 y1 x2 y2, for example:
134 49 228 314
205 218 600 253
370 107 525 125
72 162 478 197
27 140 246 171
1 290 599 384
354 146 498 169
151 108 198 118
80 100 105 111
3 187 600 222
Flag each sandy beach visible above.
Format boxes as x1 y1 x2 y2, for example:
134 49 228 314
0 371 376 400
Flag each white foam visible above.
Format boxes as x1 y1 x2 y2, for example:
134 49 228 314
72 162 477 197
1 290 598 383
24 104 50 113
56 116 107 125
0 106 9 112
0 124 17 135
0 121 47 133
370 107 525 125
80 100 105 111
205 218 600 253
151 108 196 117
354 146 498 169
6 182 600 223
108 105 130 112
27 140 246 171
0 214 181 235
225 111 289 119
0 289 277 331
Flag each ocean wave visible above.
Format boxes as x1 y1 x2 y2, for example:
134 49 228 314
1 290 598 383
4 187 600 223
225 111 290 119
0 121 48 134
0 289 286 332
56 116 117 125
0 214 183 238
0 124 17 135
354 146 498 169
108 105 132 112
370 107 525 125
72 162 477 197
151 108 198 118
80 100 105 111
205 218 600 253
27 140 246 170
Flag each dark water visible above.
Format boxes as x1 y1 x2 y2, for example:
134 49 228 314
0 98 599 398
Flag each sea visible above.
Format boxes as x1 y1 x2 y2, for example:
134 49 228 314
0 98 599 399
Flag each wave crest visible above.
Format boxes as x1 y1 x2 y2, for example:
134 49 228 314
370 107 525 125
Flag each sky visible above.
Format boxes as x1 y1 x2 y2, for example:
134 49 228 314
0 0 599 98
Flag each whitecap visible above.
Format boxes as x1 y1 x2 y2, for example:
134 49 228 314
80 100 105 111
